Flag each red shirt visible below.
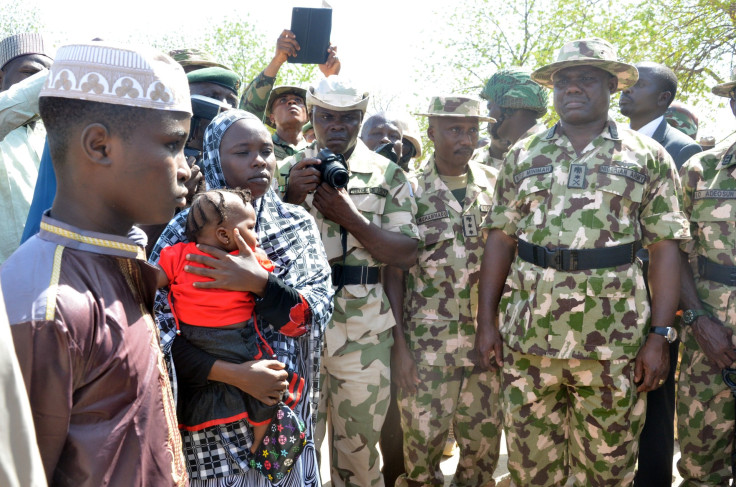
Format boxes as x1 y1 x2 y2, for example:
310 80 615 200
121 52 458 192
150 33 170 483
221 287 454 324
158 242 274 328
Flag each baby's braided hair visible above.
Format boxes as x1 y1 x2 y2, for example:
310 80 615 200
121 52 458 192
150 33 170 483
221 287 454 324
185 188 252 242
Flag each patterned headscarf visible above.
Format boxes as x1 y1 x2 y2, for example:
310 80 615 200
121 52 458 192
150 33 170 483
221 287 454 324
201 109 262 191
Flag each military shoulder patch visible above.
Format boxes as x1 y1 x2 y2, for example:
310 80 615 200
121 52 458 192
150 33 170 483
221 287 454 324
599 165 647 184
513 165 553 184
417 210 450 224
348 187 389 197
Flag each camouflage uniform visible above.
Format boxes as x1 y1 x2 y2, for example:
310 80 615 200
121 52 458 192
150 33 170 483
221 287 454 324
396 156 503 487
238 70 274 119
279 140 419 487
487 119 690 486
677 136 736 486
665 102 700 140
472 122 547 171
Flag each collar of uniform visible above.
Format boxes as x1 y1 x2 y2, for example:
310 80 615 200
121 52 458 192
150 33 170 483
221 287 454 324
717 141 736 170
522 122 547 141
272 132 310 152
422 154 494 190
38 213 147 260
344 138 381 174
546 118 621 142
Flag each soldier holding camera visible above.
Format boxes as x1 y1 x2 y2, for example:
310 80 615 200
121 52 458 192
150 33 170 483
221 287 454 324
278 75 419 487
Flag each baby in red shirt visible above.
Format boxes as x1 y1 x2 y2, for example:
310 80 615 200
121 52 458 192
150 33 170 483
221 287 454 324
156 188 302 455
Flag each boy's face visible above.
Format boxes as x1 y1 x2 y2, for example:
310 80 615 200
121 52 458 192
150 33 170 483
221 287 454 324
221 197 258 252
108 110 191 227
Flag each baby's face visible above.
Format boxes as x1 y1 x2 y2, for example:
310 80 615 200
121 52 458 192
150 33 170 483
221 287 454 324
227 200 259 251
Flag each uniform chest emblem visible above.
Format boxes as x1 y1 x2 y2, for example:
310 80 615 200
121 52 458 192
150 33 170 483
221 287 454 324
568 164 587 189
463 214 478 237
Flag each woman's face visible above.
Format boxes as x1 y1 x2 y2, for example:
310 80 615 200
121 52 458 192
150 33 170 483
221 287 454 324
218 119 276 199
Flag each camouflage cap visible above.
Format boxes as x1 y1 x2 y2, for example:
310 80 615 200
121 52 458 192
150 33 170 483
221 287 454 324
532 38 638 92
306 75 369 113
712 65 736 98
480 67 548 116
264 85 307 128
665 101 699 139
168 48 228 70
414 95 495 122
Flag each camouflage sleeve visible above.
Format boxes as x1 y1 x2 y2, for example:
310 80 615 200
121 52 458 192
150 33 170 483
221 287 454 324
382 165 419 239
276 151 307 197
678 155 702 254
238 70 276 120
483 146 520 237
639 146 691 247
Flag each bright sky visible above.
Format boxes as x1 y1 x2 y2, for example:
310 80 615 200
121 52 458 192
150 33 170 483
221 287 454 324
7 0 736 141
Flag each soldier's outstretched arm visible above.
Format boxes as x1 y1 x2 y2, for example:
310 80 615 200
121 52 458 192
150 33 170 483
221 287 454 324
679 250 736 369
474 229 516 370
634 239 680 392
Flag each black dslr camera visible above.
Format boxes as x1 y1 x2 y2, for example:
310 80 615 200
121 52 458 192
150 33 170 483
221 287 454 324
186 95 230 159
316 148 349 189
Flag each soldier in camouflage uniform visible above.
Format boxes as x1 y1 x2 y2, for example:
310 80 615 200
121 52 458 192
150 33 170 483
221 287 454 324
676 67 736 486
666 101 700 140
393 96 503 487
168 48 229 73
239 30 339 121
279 76 419 487
475 38 690 486
263 85 311 161
475 67 548 171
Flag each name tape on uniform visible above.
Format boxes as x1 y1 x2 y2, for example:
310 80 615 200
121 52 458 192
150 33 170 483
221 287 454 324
694 189 736 200
348 187 389 197
514 165 553 184
417 210 450 224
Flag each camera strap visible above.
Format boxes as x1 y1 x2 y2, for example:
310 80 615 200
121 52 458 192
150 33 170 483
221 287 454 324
335 225 348 293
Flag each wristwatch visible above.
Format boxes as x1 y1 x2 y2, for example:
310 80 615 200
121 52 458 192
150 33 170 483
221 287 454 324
650 326 678 344
682 309 710 325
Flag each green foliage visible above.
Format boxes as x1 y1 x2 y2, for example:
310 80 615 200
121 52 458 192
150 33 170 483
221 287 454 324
0 0 42 39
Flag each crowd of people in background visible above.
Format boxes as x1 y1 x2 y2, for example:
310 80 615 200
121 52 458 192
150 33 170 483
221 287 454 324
0 23 735 487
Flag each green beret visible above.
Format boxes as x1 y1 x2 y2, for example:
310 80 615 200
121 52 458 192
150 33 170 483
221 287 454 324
187 67 241 94
481 67 548 117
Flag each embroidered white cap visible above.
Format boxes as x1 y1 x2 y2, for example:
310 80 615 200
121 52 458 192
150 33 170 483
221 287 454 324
40 42 191 115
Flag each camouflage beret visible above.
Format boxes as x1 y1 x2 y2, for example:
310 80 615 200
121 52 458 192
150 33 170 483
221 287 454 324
168 48 228 70
665 102 699 139
415 95 495 122
480 67 548 116
186 67 241 94
532 38 638 92
712 65 736 98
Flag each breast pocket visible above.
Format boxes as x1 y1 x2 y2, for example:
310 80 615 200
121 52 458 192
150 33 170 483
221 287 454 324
410 219 460 321
593 172 645 239
515 174 553 229
345 191 387 251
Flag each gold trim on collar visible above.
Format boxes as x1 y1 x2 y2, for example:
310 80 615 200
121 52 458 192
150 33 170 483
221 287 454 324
40 221 146 260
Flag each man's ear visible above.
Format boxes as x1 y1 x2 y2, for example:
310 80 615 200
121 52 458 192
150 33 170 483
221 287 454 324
427 123 435 143
658 91 673 108
609 75 619 94
80 123 113 166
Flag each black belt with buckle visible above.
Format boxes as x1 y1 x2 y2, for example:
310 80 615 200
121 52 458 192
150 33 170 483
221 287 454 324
698 255 736 286
517 240 641 271
331 264 380 286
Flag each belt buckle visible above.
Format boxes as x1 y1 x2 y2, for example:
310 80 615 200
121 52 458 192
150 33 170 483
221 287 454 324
730 271 736 286
544 247 563 271
546 248 578 271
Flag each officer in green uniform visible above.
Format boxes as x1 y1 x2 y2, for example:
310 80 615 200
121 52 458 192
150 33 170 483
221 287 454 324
394 95 503 487
475 67 548 170
475 38 690 486
279 75 419 487
676 66 736 486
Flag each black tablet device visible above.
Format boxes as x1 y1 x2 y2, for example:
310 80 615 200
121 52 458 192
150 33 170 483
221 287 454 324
289 7 332 65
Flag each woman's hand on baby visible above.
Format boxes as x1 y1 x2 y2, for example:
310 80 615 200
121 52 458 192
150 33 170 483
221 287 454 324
186 229 269 296
236 360 289 406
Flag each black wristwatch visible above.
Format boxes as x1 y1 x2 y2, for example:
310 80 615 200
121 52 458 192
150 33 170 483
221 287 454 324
649 326 678 344
682 309 710 326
